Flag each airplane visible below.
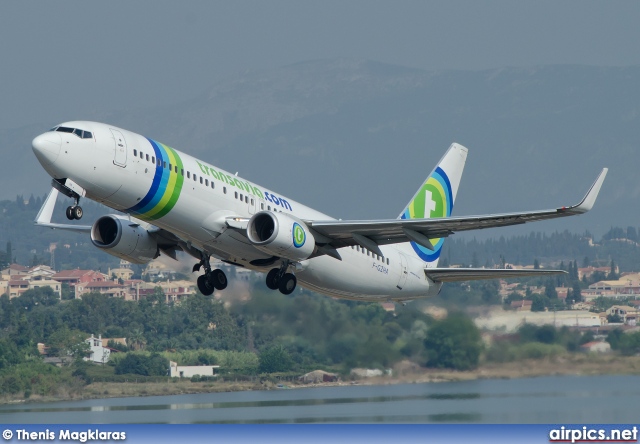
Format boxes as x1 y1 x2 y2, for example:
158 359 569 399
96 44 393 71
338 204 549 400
31 121 607 302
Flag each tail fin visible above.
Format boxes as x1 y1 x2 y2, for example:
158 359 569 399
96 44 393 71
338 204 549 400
397 143 468 266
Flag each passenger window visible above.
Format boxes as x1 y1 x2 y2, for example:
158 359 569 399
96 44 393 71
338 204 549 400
169 163 172 170
140 152 144 159
82 131 93 139
268 206 271 211
152 156 155 164
205 179 209 186
193 174 197 182
251 199 254 205
235 192 238 199
223 187 227 194
181 168 184 176
200 177 203 184
211 182 215 189
133 149 138 157
187 171 190 179
175 166 178 173
367 251 370 257
245 196 248 203
356 246 360 252
261 203 264 210
73 129 83 138
239 193 243 200
157 159 161 166
387 258 390 265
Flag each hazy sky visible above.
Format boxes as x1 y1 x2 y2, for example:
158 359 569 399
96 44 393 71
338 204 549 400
1 0 639 131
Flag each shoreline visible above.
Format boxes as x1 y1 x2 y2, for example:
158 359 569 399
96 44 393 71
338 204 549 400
4 354 640 405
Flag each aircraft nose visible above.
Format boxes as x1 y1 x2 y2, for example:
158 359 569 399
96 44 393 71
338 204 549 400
32 132 62 165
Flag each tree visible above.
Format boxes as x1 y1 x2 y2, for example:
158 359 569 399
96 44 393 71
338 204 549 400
608 260 619 280
571 281 582 303
115 353 168 376
531 294 547 312
258 345 294 373
544 279 557 299
424 313 482 371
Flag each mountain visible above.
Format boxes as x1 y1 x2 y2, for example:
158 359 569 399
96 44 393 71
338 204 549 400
3 59 638 236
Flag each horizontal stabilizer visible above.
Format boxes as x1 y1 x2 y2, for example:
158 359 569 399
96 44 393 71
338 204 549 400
425 268 566 283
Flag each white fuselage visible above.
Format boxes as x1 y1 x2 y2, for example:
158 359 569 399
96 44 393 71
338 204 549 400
33 121 439 301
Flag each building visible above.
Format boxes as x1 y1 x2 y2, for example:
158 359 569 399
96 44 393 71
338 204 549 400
85 334 111 364
580 341 611 353
169 361 219 378
53 269 107 287
606 305 640 324
76 281 127 299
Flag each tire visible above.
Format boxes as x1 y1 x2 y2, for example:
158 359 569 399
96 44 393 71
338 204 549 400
210 269 228 290
278 273 297 295
73 206 83 220
197 274 214 296
265 268 280 290
66 206 74 220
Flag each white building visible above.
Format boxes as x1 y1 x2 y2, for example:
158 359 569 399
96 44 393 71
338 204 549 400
169 361 219 378
84 334 111 364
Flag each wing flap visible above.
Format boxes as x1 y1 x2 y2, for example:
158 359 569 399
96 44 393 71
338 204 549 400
425 268 567 283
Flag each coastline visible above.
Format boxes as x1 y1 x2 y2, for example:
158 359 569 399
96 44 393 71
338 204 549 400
3 354 640 405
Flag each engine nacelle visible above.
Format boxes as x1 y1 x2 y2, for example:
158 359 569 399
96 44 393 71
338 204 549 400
246 211 315 261
91 215 159 264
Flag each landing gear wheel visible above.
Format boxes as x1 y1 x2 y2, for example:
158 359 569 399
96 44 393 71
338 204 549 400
66 206 74 220
278 273 297 295
72 206 83 220
265 269 280 290
197 274 215 296
210 269 228 290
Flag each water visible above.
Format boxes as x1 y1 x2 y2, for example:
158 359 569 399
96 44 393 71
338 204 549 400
0 375 637 423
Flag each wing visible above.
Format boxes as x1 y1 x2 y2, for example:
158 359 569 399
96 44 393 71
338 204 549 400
34 187 186 260
306 168 607 254
34 188 92 232
424 268 566 283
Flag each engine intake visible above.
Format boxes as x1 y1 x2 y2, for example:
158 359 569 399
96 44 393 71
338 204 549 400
247 211 315 261
91 215 158 264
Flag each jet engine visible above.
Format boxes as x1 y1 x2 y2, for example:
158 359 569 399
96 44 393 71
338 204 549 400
91 215 159 264
246 211 315 261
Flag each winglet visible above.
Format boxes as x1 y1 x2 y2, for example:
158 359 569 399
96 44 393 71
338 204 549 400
35 188 59 225
567 168 608 213
34 187 92 232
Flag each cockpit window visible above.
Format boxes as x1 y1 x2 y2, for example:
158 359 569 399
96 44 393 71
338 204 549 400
54 126 93 139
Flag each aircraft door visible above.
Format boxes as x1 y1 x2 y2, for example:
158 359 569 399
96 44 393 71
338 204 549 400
110 129 128 167
397 253 409 290
248 196 259 214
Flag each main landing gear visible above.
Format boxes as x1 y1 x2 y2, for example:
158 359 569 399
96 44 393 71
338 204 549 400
65 197 83 220
193 255 227 296
265 261 297 295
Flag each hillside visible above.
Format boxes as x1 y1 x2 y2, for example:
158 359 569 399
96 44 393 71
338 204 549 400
2 60 638 235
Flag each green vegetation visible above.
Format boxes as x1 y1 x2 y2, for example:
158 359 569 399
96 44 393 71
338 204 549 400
424 313 482 370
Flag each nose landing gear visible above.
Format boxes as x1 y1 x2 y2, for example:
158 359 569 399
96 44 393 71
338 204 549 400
194 255 228 296
66 204 83 220
265 261 297 295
